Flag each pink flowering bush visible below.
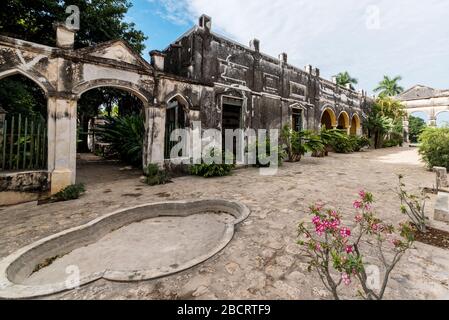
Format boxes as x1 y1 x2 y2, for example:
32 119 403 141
297 191 415 300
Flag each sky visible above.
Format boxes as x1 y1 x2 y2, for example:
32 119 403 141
127 0 449 122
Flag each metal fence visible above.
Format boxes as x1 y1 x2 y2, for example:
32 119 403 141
0 114 47 171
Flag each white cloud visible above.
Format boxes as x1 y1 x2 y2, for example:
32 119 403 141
154 0 449 93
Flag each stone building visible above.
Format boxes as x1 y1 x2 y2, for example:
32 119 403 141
0 15 372 205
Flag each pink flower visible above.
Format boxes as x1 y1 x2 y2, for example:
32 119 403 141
371 224 380 233
312 216 321 226
330 210 338 218
364 204 372 211
340 227 351 238
316 223 326 236
315 243 322 252
359 190 366 199
342 272 351 286
345 245 354 254
353 200 363 209
355 215 363 223
330 219 340 230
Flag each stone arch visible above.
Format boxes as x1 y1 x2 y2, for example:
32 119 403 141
72 79 151 104
320 107 337 130
165 93 193 109
0 68 53 96
436 110 449 128
350 114 361 136
337 111 350 132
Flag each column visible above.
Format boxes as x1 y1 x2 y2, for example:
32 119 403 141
47 96 77 194
403 117 410 143
144 105 165 167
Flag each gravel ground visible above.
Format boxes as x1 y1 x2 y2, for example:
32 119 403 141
1 147 448 300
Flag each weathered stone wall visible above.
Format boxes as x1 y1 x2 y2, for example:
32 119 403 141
163 17 372 133
0 171 50 206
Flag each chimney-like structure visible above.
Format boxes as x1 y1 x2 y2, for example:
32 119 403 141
54 22 75 49
279 53 288 65
199 14 212 32
304 65 313 74
312 68 320 77
150 50 165 71
250 39 260 52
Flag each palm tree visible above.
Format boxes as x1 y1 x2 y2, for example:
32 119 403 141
374 76 404 97
335 71 358 89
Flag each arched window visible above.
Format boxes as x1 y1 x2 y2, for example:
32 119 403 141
321 108 337 130
164 96 189 159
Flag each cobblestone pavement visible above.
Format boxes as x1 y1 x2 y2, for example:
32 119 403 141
1 147 448 300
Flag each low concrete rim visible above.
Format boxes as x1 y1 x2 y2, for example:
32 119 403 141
0 199 250 299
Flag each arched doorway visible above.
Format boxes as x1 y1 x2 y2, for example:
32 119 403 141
0 73 48 171
321 108 337 130
436 111 449 128
74 86 147 185
350 114 361 136
164 95 190 160
337 111 350 134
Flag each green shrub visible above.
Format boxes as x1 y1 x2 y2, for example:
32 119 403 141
53 184 86 202
329 131 354 154
143 164 171 186
351 136 371 151
313 128 348 156
382 132 404 148
355 136 371 152
419 127 449 170
96 115 145 167
189 148 235 178
281 125 324 162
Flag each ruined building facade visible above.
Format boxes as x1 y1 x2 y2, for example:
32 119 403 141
0 15 372 205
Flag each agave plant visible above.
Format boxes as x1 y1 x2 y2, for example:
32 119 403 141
95 115 145 167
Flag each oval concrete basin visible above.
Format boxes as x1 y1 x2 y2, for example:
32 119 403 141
0 199 250 299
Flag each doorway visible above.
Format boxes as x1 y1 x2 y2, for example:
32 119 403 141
222 97 242 157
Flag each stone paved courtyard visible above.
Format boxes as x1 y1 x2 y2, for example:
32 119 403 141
1 147 448 300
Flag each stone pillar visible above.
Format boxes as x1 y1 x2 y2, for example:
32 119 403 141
250 39 260 52
47 97 77 194
435 192 449 223
434 167 448 190
144 105 165 166
150 51 165 71
54 23 75 49
403 117 410 143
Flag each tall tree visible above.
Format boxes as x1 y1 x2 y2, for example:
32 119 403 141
335 71 358 89
374 75 404 98
366 97 406 148
0 0 147 53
